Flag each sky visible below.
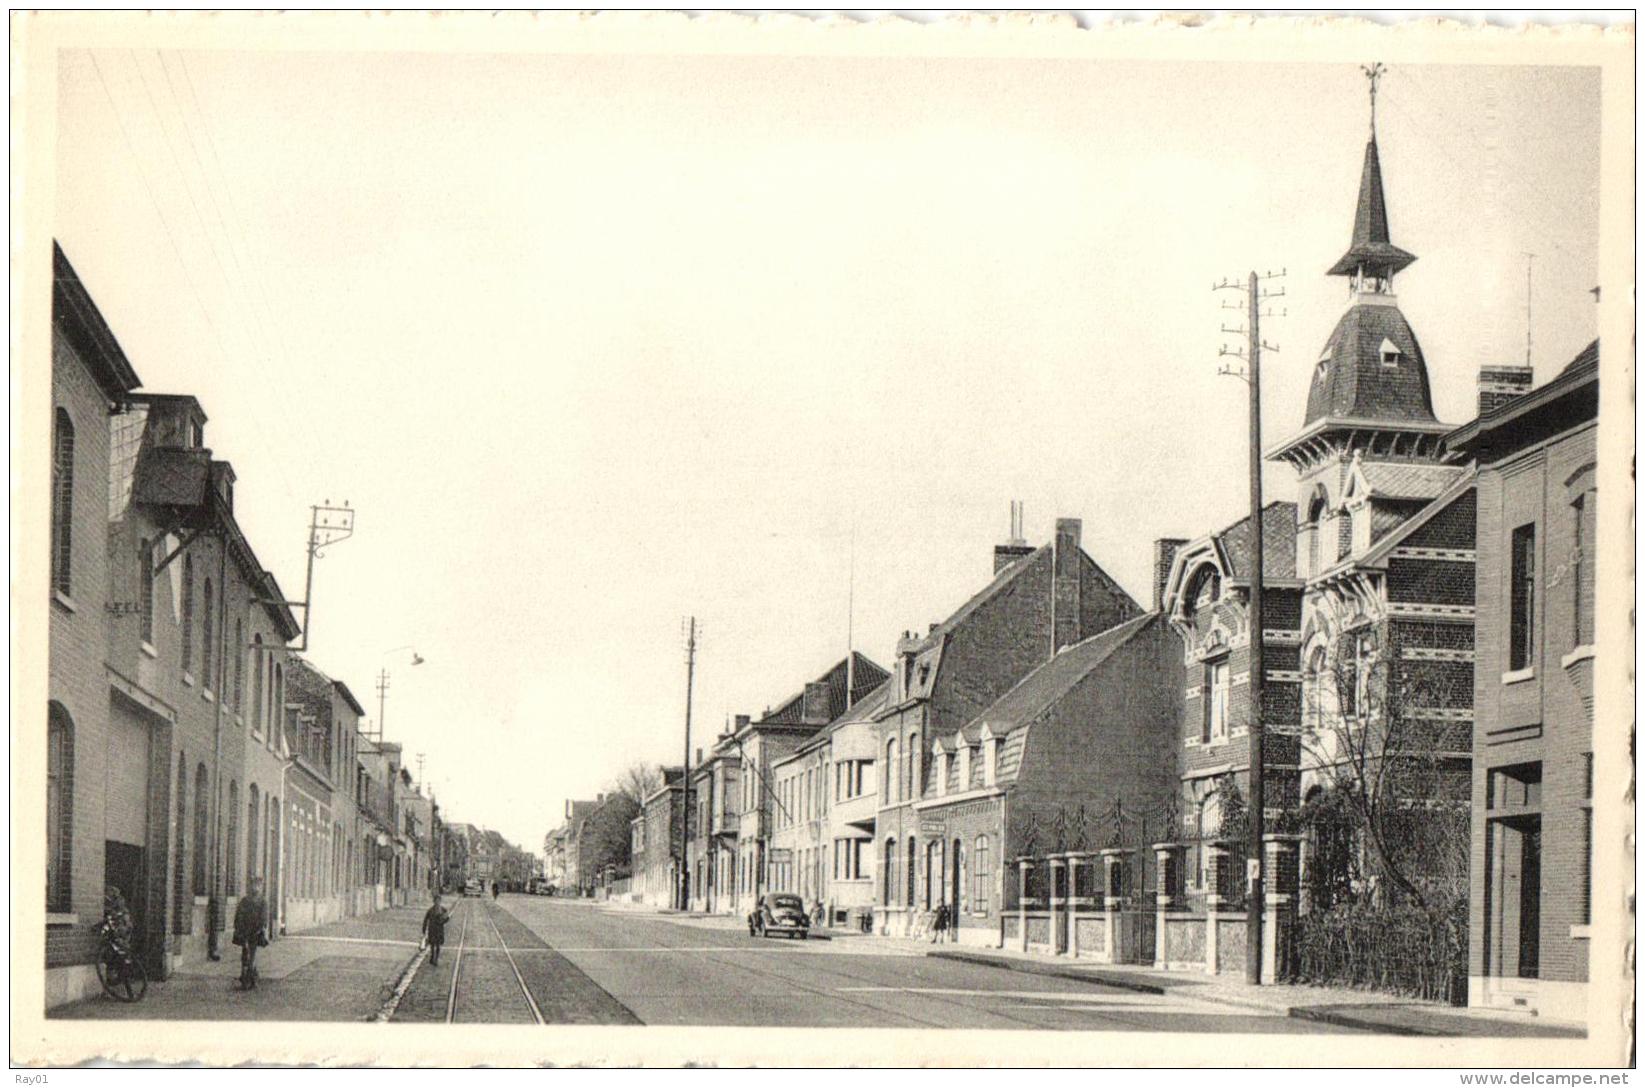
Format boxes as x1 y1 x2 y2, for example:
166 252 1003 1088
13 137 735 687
51 48 1601 855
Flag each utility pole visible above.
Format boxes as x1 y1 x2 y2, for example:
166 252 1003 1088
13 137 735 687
1524 252 1536 367
1216 266 1285 984
376 669 390 741
678 617 698 911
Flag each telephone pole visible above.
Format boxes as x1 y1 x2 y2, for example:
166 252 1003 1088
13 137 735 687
677 616 698 911
375 669 390 741
1215 266 1285 985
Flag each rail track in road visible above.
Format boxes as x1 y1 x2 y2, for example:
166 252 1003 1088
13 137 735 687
445 898 545 1025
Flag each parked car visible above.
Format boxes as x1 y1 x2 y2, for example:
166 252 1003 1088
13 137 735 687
748 893 810 939
463 878 483 897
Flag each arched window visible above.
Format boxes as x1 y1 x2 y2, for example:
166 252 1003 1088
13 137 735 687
247 784 260 895
906 731 919 800
973 834 991 914
1188 565 1221 613
233 620 244 715
139 538 156 646
47 702 74 911
192 762 209 895
906 837 917 906
1307 492 1328 577
181 556 195 675
51 409 74 596
885 737 899 804
225 780 240 895
252 635 265 731
202 578 215 693
273 664 285 735
883 838 896 906
1304 646 1329 734
173 753 189 932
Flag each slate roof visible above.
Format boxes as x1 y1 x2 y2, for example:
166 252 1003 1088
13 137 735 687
962 612 1160 739
1447 339 1599 460
1303 301 1439 427
1214 501 1298 582
1327 138 1417 279
757 652 889 727
1356 462 1465 501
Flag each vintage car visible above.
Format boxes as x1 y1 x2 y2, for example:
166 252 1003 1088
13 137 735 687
747 892 810 939
463 878 484 898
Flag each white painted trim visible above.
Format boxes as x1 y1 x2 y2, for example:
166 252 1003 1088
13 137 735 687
140 641 158 659
1570 925 1591 940
1389 546 1476 562
46 912 79 927
912 786 1003 812
1501 667 1536 686
1561 645 1596 669
52 590 77 613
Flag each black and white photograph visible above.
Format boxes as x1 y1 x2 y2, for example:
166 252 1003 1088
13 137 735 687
11 9 1633 1071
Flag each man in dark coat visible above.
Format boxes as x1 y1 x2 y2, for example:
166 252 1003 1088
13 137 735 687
232 877 269 989
422 893 451 966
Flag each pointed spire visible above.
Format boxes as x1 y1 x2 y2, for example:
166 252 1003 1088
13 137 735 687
1328 64 1416 283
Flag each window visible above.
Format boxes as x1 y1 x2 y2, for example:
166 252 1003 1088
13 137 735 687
885 738 898 804
1580 753 1593 925
51 409 74 597
202 578 215 693
252 635 265 731
233 621 244 714
1379 337 1402 368
1573 493 1595 648
883 839 896 906
1303 646 1328 733
247 785 260 895
1340 632 1374 720
906 731 919 800
181 556 195 675
139 539 156 645
1206 659 1231 741
192 763 210 895
973 834 991 914
1509 524 1537 671
1306 493 1327 577
47 703 74 911
906 837 917 906
1191 567 1221 610
225 780 239 895
173 754 189 931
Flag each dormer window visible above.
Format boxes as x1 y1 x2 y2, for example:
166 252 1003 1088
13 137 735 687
1379 337 1402 368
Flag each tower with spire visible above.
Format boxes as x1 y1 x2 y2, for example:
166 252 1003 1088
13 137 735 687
1268 64 1460 586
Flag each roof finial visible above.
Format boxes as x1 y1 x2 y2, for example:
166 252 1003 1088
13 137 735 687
1362 62 1386 137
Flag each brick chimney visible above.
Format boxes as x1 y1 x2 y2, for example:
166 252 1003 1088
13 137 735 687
1153 538 1188 613
1478 364 1533 416
801 681 832 724
733 714 750 732
994 498 1034 574
1052 517 1082 652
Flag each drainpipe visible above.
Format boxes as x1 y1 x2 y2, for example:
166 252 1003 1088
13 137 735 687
207 532 228 960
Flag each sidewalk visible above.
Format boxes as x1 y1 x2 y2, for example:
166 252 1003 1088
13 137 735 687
49 907 424 1021
927 947 1586 1038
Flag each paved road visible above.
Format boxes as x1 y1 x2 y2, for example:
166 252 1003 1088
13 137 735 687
467 897 1358 1033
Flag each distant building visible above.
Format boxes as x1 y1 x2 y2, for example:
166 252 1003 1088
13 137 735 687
632 768 687 907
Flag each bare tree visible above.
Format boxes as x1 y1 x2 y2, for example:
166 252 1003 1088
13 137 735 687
612 761 664 807
1299 623 1471 913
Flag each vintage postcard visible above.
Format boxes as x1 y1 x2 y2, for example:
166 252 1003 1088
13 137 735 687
9 9 1635 1070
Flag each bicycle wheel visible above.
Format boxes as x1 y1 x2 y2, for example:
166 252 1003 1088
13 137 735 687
98 954 147 1002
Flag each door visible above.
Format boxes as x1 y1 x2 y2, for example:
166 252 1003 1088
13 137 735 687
949 838 963 937
104 840 147 959
1487 815 1542 979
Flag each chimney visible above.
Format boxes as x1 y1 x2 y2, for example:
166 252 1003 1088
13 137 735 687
733 714 751 732
1153 538 1188 613
801 681 832 724
695 747 703 764
1053 517 1082 653
1478 364 1533 416
994 499 1035 574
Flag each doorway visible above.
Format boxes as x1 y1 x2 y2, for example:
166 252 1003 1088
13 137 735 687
1487 815 1542 979
104 841 148 966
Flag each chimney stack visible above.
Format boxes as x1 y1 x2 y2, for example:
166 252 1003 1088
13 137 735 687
994 499 1035 574
734 714 750 732
695 747 703 764
1478 364 1533 416
801 681 832 724
1153 538 1188 613
1053 517 1083 653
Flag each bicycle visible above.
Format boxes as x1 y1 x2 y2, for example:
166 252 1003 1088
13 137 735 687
94 918 148 1003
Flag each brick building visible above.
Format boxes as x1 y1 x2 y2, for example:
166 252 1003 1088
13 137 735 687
630 767 687 907
282 657 367 930
872 518 1140 936
46 243 143 1006
1449 339 1598 1021
916 611 1183 946
686 736 742 914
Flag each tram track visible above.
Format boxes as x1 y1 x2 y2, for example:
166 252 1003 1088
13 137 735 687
444 898 546 1025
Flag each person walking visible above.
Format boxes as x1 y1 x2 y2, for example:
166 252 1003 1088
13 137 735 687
929 901 949 944
491 881 500 900
232 878 269 990
421 892 451 966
